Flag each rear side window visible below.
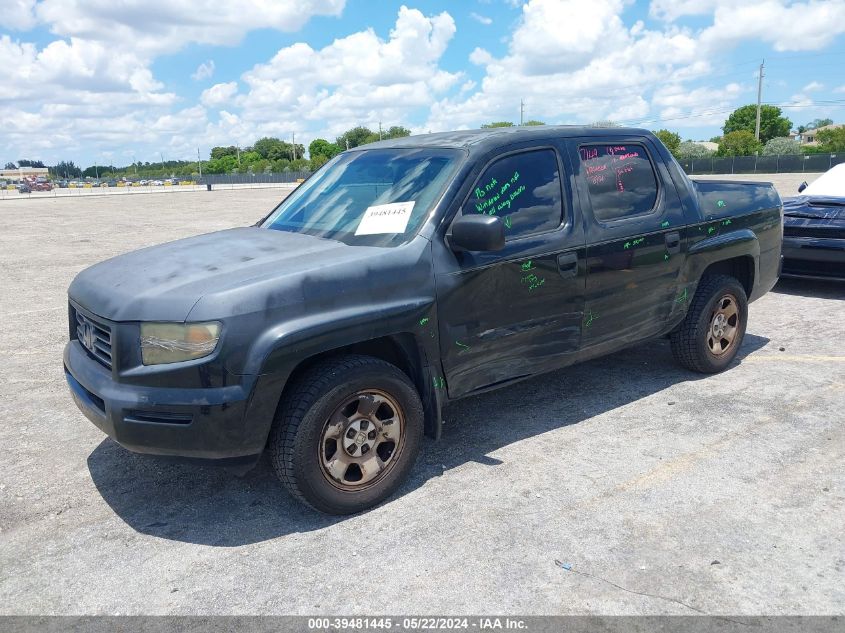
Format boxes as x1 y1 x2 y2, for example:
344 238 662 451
579 144 658 221
464 149 562 240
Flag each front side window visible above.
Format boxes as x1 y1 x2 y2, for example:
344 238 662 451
579 144 658 221
262 148 462 246
463 149 563 240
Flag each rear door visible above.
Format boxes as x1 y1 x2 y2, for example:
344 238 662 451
434 145 585 397
566 137 687 352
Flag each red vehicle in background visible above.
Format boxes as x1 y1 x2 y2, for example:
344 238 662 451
24 177 52 192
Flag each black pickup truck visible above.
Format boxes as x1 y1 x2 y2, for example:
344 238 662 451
64 126 782 514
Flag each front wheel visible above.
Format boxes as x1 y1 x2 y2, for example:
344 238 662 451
670 274 748 373
269 355 423 514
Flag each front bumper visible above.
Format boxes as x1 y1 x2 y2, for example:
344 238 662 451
64 339 272 460
781 235 845 280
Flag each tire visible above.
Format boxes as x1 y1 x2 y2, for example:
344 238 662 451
269 354 424 514
670 274 748 374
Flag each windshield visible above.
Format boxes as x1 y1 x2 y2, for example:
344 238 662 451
262 148 463 246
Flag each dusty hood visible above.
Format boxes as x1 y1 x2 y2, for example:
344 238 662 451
68 227 353 321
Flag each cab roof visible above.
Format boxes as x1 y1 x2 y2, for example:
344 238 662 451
356 125 654 155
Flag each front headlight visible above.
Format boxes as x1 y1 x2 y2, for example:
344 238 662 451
140 322 221 365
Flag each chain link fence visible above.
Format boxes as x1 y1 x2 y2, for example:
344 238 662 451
200 171 312 186
680 153 843 175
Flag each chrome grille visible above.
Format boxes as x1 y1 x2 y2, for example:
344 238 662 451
75 310 113 369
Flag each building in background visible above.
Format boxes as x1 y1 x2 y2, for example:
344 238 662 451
796 124 843 146
0 167 50 182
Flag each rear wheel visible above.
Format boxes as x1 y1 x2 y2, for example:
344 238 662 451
269 355 423 514
670 275 748 373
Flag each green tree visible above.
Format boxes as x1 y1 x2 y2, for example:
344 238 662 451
4 162 16 169
210 146 238 160
806 118 833 130
336 126 375 150
653 129 681 154
17 159 45 168
481 121 514 128
523 120 545 126
762 137 801 155
816 126 845 152
676 142 715 159
384 125 412 138
271 158 291 172
722 105 791 144
50 160 82 178
716 130 762 156
309 154 329 171
309 138 342 160
252 137 304 161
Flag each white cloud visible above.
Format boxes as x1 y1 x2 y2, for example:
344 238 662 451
699 0 845 52
2 0 844 166
5 0 38 30
0 0 347 163
234 6 458 138
201 82 239 107
192 60 216 81
649 0 719 21
34 0 347 56
470 12 493 25
425 0 707 129
469 47 494 65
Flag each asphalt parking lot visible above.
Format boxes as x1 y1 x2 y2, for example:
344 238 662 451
0 183 843 615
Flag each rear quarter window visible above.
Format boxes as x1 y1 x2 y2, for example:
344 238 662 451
579 144 658 221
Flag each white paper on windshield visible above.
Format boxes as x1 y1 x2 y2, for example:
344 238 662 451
355 201 416 236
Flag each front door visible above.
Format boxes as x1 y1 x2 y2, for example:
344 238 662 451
434 146 586 398
566 137 687 353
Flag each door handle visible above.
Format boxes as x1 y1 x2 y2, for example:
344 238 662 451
665 231 681 255
557 252 578 278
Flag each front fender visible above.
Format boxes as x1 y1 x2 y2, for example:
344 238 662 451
245 298 437 377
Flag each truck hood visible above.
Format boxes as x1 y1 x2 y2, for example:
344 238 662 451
69 227 371 321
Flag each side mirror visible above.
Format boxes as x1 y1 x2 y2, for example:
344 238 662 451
798 181 808 193
450 214 505 252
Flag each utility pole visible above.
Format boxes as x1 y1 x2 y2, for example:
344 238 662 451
754 59 765 142
520 98 525 126
236 144 241 168
379 121 383 140
94 160 98 181
291 133 296 160
197 147 202 179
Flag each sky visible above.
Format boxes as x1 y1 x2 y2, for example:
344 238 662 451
1 0 844 167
